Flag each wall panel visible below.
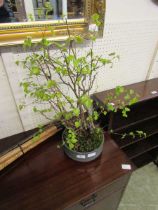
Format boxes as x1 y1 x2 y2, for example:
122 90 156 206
0 55 24 138
0 0 158 137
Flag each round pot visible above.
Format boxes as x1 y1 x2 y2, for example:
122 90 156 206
62 131 104 162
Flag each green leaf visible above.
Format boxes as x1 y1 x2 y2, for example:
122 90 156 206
75 121 81 128
129 97 138 105
99 58 112 65
76 76 82 84
92 13 100 21
122 107 130 118
122 110 127 118
81 68 91 75
66 129 78 149
91 13 101 26
80 95 93 109
103 111 107 116
70 138 78 144
73 108 80 117
121 133 127 139
19 104 25 110
37 8 44 18
32 134 40 142
41 38 51 47
22 82 29 93
136 130 147 138
89 34 96 41
86 115 93 122
107 103 115 111
28 14 34 21
68 142 74 150
64 112 73 120
33 107 37 112
24 36 32 48
93 111 99 120
30 66 40 75
66 55 74 63
47 80 57 88
66 96 74 103
115 86 124 96
129 132 135 139
55 92 62 99
53 42 64 49
74 35 84 44
73 59 80 68
15 60 19 66
125 107 130 111
108 52 116 56
136 130 143 136
61 68 68 76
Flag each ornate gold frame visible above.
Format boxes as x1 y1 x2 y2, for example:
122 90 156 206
0 0 105 46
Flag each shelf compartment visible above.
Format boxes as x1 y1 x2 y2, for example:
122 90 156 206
114 113 158 132
111 98 158 131
123 134 158 160
112 116 158 148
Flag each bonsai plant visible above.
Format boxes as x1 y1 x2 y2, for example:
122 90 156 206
17 14 143 162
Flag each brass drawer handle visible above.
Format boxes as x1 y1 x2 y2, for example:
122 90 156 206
80 194 97 208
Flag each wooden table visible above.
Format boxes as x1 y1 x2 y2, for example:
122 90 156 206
0 132 134 210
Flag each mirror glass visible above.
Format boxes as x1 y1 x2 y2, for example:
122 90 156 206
0 0 84 23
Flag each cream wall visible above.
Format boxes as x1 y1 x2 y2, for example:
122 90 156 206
0 0 158 138
0 56 24 138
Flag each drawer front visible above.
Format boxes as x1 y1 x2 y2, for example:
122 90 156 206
64 173 130 210
88 189 124 210
94 173 129 202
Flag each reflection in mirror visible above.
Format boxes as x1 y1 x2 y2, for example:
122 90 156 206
0 0 105 46
0 0 84 23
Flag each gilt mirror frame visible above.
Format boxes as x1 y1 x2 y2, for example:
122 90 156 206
0 0 105 46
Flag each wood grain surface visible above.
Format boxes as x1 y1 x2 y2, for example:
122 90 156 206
0 132 134 210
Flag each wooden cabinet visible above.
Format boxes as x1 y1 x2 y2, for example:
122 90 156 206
93 78 158 169
65 174 130 210
0 132 133 210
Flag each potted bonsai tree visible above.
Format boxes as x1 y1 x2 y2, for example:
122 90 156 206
17 14 141 162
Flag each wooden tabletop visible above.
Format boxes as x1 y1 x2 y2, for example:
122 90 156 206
93 78 158 105
0 132 134 210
